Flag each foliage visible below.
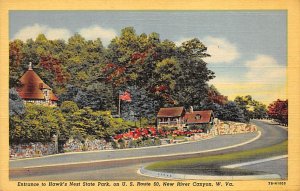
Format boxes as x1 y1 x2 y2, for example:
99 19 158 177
10 104 66 143
234 95 267 121
9 88 25 116
9 101 132 144
9 40 25 87
267 99 288 125
105 27 214 109
10 27 215 115
120 86 159 122
66 107 130 141
60 101 79 113
251 101 267 119
221 101 246 122
206 85 228 105
10 26 277 143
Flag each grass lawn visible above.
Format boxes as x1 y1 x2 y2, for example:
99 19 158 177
145 140 287 175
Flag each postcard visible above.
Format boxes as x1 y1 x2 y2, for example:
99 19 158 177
0 0 299 191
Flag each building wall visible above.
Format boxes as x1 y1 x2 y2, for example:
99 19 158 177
157 116 185 129
23 99 57 106
157 113 215 131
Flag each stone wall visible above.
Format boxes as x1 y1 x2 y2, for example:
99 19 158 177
10 142 56 159
10 138 113 160
214 119 258 135
63 138 113 152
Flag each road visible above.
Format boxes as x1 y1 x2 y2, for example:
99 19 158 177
238 158 287 179
10 119 287 180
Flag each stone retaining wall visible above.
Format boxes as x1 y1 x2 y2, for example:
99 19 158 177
10 142 56 159
214 120 257 135
10 138 113 159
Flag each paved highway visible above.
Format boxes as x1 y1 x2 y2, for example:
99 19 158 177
238 158 287 179
10 132 258 169
10 120 287 180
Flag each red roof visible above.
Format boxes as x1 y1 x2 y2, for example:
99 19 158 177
157 107 184 117
184 110 213 124
17 69 58 101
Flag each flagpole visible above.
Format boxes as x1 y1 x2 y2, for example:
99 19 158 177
118 91 121 117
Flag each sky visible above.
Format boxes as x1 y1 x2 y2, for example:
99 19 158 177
9 11 287 105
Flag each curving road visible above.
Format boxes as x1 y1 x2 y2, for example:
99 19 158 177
10 119 287 180
10 133 258 169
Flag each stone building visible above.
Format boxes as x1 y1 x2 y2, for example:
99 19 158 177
17 62 58 106
157 106 214 131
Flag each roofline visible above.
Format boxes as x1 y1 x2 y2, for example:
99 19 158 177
159 106 184 109
186 121 211 124
157 115 182 117
186 110 213 113
22 98 58 101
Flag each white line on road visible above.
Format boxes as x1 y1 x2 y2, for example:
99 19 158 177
222 155 288 168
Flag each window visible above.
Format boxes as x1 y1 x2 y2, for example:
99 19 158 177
195 114 201 120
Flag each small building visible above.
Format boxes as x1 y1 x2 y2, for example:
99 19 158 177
184 109 214 133
17 62 58 106
157 106 214 132
157 107 185 129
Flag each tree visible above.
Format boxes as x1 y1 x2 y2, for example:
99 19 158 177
9 88 25 116
10 104 66 143
10 28 216 122
234 95 253 122
59 81 115 111
268 99 288 125
60 101 79 113
105 28 214 110
120 86 159 122
234 95 267 121
9 40 24 88
69 107 129 141
206 85 228 105
252 100 267 119
173 38 214 108
221 101 246 122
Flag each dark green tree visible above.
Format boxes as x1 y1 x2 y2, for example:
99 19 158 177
10 104 66 143
9 88 25 116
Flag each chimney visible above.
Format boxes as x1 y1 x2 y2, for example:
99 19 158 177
28 62 33 70
189 106 193 113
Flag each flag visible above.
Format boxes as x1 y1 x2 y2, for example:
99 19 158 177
119 91 132 102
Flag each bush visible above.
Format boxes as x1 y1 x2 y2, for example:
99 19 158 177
144 138 153 147
111 141 118 149
118 138 125 149
154 138 161 146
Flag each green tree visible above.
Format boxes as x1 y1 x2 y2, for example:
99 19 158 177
222 101 246 122
69 107 129 141
234 95 267 121
174 38 214 107
10 104 66 143
234 95 253 121
60 101 79 113
105 28 214 110
252 101 267 119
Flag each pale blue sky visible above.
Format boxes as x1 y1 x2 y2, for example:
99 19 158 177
10 11 287 104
